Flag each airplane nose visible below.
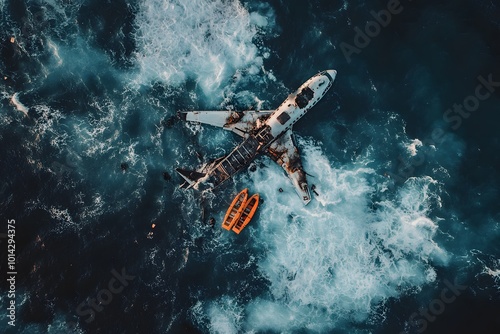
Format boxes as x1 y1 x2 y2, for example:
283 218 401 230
326 70 337 81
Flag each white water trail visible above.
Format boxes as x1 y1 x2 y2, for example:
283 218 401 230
133 0 274 103
197 137 449 333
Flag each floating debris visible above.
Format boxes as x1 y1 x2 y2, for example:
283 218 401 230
311 184 319 196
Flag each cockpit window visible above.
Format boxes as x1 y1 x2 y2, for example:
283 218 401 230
295 87 314 108
277 111 291 125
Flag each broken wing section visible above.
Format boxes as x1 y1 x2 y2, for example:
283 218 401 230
267 130 312 205
178 110 273 137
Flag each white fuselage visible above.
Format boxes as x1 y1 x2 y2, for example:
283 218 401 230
262 70 336 140
176 69 337 201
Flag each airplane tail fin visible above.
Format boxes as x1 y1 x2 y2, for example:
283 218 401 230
175 168 206 189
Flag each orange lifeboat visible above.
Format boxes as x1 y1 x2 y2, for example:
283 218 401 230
221 188 248 230
232 194 259 234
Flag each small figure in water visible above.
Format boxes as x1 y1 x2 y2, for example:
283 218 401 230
120 162 128 172
278 188 283 193
208 217 215 228
147 223 156 239
311 184 319 196
163 171 171 181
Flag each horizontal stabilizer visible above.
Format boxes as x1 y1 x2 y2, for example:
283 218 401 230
176 168 206 188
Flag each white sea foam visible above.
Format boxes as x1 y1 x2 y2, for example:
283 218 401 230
207 297 243 334
191 297 244 334
10 93 30 117
194 136 448 332
45 206 80 234
47 40 63 67
485 266 500 281
478 254 500 289
32 104 65 139
133 0 274 102
46 313 84 334
406 138 423 156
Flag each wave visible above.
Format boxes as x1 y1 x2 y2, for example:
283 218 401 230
190 135 449 332
132 0 276 103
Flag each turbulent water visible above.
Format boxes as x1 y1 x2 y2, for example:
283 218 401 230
1 0 499 333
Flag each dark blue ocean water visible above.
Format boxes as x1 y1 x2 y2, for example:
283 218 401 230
1 0 499 333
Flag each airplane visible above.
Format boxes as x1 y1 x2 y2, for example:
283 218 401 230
176 69 337 205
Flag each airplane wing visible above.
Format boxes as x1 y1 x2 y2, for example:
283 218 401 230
178 110 273 137
267 130 312 205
